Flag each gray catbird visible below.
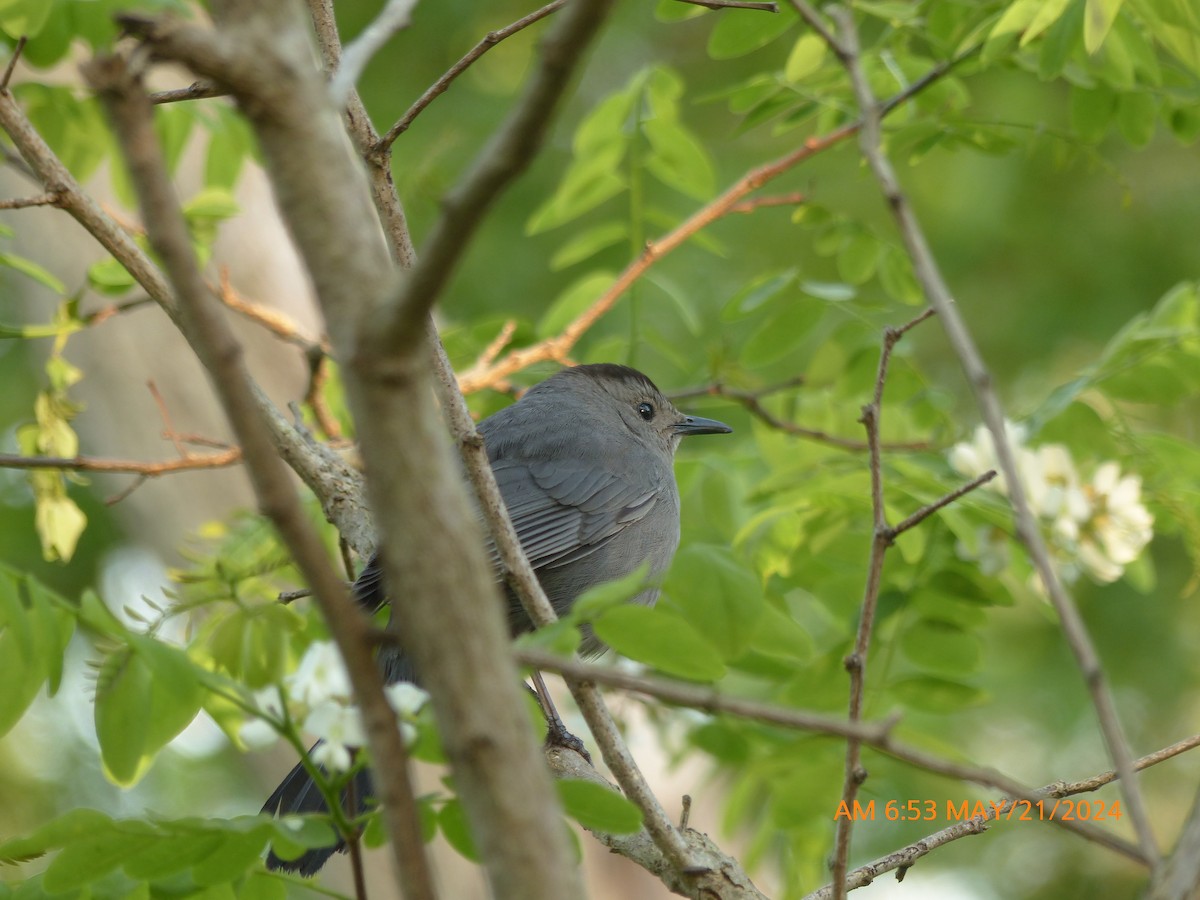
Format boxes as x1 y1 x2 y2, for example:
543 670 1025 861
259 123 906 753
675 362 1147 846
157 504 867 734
262 363 731 874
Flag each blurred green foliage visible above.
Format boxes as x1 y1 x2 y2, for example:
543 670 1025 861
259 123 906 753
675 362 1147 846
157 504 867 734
1 0 1199 898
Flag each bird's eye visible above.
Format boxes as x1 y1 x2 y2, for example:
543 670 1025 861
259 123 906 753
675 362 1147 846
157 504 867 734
637 402 655 421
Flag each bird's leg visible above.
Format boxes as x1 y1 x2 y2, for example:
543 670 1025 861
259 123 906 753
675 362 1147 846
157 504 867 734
529 670 591 764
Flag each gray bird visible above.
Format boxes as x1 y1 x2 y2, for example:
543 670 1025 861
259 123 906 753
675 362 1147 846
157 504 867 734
262 363 732 874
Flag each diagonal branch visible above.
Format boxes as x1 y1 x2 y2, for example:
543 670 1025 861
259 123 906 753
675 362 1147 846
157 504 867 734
81 50 434 900
378 0 568 150
829 5 1160 872
454 42 981 395
376 0 615 355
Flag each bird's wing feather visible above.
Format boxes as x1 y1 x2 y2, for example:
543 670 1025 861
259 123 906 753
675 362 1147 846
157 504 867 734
491 458 660 570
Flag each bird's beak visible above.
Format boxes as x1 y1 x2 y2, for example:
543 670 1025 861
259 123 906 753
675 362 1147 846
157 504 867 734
673 414 733 436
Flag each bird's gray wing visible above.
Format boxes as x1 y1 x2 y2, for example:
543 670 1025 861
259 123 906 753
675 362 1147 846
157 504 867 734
490 458 661 570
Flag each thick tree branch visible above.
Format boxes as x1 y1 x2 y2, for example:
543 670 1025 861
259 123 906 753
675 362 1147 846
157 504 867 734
81 51 434 900
829 5 1160 870
123 4 586 896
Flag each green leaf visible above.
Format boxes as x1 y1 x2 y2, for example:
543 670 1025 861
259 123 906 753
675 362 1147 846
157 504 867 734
155 102 195 175
643 118 716 201
785 33 827 82
721 268 797 321
556 779 643 834
592 604 726 681
899 618 982 674
526 161 626 233
94 636 206 785
1085 0 1125 53
537 270 614 338
1022 0 1073 45
836 231 880 285
1070 84 1117 142
438 799 479 861
184 186 241 221
550 221 628 270
568 562 653 623
0 252 66 293
1116 91 1157 146
707 5 796 59
88 255 137 294
891 674 985 712
0 0 54 39
665 545 765 661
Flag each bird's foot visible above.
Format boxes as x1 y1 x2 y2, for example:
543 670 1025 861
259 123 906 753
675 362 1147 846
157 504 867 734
544 721 592 764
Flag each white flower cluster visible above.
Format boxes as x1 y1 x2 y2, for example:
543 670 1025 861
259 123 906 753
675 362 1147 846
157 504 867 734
949 422 1154 588
241 641 428 772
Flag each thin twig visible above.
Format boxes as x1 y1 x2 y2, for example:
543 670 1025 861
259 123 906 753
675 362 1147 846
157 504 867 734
727 191 806 213
378 0 567 150
148 80 225 104
455 46 980 395
829 308 934 899
376 0 614 354
891 470 996 538
0 448 241 475
670 376 932 452
0 190 59 209
1 36 26 92
216 269 330 355
676 0 779 12
329 0 418 107
829 5 1160 870
145 380 189 458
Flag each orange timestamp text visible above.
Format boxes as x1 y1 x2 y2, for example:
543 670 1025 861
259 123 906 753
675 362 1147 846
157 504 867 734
834 798 1123 823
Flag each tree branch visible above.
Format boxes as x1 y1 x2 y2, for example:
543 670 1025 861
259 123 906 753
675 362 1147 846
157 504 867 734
123 3 588 896
828 5 1160 870
455 43 980 395
81 50 434 900
378 0 568 150
375 0 615 356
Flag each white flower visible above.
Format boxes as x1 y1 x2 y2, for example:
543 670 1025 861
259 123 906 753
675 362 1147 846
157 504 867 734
286 641 353 707
386 682 429 717
303 699 366 747
948 421 1154 589
311 739 353 773
1084 463 1154 570
303 700 365 773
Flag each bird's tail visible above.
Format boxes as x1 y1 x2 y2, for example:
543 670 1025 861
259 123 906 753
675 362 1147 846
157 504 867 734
261 752 376 875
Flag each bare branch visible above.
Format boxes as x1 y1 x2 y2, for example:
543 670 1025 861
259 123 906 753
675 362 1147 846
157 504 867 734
669 377 933 452
727 190 806 213
379 0 567 149
675 0 779 11
215 268 330 356
1 36 26 92
329 0 418 107
515 648 1148 862
0 449 241 475
829 5 1160 869
0 190 60 209
148 80 224 104
376 0 614 355
826 307 935 898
